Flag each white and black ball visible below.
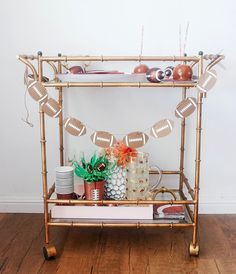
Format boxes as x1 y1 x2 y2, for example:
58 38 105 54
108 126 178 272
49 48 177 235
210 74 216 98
146 68 165 83
164 66 174 79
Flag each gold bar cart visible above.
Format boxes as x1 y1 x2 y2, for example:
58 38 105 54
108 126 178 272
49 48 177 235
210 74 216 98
18 52 222 259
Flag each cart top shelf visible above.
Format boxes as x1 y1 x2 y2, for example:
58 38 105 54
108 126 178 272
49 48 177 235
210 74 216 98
17 53 224 88
18 54 201 62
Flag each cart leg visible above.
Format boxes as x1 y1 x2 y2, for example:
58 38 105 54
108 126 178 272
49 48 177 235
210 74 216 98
189 52 204 257
38 52 57 260
190 219 200 256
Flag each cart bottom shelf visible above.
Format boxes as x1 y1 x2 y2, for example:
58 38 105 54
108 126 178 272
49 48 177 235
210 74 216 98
48 216 193 228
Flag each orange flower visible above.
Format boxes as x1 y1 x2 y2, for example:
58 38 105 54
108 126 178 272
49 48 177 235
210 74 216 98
105 141 137 167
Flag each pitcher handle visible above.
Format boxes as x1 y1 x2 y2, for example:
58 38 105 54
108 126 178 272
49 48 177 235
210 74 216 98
149 165 162 191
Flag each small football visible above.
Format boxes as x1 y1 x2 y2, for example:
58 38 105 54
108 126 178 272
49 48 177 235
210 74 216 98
63 117 86 136
42 98 62 118
175 97 197 118
123 131 149 148
173 64 192 81
69 66 84 74
196 69 217 93
27 80 48 104
146 68 165 83
150 119 174 138
91 131 116 148
133 64 149 74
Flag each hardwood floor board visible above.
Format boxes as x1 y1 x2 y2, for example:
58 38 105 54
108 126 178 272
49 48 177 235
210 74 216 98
38 226 69 274
0 214 6 223
119 228 149 274
54 227 101 274
143 228 191 261
198 215 232 259
88 228 130 274
216 214 236 257
0 214 32 233
216 259 236 274
0 214 236 274
0 214 43 273
148 259 219 274
144 228 194 274
59 227 101 258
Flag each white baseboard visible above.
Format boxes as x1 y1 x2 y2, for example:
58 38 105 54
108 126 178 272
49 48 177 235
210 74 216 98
199 201 236 214
0 197 236 214
0 197 43 213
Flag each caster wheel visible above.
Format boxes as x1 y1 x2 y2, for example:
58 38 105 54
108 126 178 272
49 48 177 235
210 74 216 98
189 242 200 256
43 245 57 260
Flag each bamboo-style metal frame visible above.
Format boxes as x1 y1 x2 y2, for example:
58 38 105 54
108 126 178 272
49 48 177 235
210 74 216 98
18 52 224 257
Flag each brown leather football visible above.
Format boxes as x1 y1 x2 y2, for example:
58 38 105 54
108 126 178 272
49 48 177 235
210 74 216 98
173 64 192 81
133 64 149 74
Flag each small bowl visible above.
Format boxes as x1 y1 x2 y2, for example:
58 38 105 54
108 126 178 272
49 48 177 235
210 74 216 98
57 193 74 200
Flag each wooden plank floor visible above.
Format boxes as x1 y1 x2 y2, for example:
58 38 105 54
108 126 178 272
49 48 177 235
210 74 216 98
0 214 236 273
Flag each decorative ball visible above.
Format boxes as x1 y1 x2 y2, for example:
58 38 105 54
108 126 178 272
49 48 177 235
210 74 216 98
146 68 165 83
96 162 106 172
133 64 149 74
69 66 84 74
164 66 174 79
173 64 192 81
87 164 93 174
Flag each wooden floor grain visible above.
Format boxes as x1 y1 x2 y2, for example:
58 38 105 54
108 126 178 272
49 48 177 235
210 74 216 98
0 214 235 274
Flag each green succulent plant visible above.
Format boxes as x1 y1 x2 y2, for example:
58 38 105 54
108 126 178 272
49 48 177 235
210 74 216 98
73 153 116 183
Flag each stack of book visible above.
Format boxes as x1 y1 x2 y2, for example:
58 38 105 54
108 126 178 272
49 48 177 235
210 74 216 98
153 204 186 222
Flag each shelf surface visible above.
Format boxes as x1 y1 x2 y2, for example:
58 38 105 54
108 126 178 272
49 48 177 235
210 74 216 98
48 214 193 227
44 81 196 88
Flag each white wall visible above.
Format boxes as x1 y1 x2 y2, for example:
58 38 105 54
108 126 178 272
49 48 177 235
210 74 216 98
0 0 235 213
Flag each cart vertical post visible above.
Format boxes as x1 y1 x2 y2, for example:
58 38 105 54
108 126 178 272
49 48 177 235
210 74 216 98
179 86 186 191
38 51 50 245
57 53 64 166
190 51 204 255
179 53 187 191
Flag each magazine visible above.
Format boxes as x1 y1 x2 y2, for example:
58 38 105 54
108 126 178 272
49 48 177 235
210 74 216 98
153 204 186 220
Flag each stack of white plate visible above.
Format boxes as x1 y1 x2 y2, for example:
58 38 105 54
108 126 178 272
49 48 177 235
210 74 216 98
55 166 74 195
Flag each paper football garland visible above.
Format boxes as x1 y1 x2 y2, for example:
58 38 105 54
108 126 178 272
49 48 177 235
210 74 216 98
123 132 149 148
63 117 86 136
91 131 116 148
196 69 217 93
175 97 197 119
27 79 62 118
25 64 220 149
151 119 174 138
27 80 48 104
42 98 62 118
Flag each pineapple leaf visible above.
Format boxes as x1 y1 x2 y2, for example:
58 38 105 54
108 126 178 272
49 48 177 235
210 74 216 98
90 153 97 167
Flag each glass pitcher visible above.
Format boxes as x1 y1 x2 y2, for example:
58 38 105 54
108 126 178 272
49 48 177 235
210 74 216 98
125 152 162 200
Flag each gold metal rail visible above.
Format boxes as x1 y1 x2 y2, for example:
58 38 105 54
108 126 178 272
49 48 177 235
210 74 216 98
183 175 195 200
47 183 55 199
48 222 194 228
46 199 196 205
179 190 194 222
43 82 196 88
40 55 200 62
149 170 180 175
